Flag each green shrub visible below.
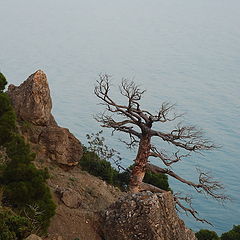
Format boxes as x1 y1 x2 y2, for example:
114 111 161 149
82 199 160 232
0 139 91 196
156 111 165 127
0 72 7 92
195 229 219 240
0 207 31 240
80 149 128 189
113 169 130 190
2 141 55 233
4 135 35 163
0 93 13 115
113 166 171 191
0 73 55 235
221 225 240 240
80 150 171 192
144 170 171 191
80 151 116 184
0 93 16 146
82 132 171 191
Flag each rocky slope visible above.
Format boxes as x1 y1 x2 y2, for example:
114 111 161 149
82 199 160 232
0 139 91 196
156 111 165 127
7 70 196 240
45 163 123 240
7 70 123 240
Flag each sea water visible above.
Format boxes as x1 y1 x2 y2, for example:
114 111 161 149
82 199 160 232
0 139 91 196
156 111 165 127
0 0 239 234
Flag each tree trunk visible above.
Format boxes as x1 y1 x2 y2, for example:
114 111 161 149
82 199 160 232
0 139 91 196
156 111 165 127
129 133 151 193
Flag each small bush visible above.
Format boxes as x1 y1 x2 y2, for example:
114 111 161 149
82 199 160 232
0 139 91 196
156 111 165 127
195 229 219 240
115 169 171 191
80 150 171 192
221 225 240 240
80 151 116 184
2 151 56 233
113 170 130 190
144 170 171 191
0 207 31 240
0 72 7 92
82 132 171 191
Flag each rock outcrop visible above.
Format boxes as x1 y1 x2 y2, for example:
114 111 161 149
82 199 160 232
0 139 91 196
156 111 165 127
8 70 83 166
8 71 197 240
8 71 53 126
102 191 197 240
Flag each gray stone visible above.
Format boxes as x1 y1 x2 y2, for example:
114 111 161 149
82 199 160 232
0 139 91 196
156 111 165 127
61 189 81 208
102 191 197 240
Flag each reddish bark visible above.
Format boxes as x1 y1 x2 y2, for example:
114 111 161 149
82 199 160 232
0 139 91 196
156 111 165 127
129 133 151 193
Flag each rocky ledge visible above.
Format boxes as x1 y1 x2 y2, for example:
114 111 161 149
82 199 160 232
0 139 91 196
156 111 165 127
102 191 197 240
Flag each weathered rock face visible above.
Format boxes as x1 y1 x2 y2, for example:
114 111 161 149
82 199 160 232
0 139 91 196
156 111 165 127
102 191 197 240
8 70 53 126
39 126 83 166
8 70 83 166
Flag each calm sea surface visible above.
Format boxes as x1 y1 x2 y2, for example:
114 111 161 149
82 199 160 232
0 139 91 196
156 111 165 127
1 0 240 234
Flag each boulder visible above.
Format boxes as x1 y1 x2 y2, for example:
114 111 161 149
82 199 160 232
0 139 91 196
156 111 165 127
8 70 83 166
61 189 81 208
25 234 42 240
39 126 83 166
102 191 197 240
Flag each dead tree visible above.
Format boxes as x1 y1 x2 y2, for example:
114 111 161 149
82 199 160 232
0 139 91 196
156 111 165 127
94 74 227 223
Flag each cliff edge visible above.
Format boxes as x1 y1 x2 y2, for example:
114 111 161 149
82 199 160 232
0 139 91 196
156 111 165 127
102 191 196 240
7 70 196 240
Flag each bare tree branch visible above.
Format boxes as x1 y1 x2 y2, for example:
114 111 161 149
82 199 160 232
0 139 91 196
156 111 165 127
94 75 227 224
119 134 140 149
139 183 212 224
95 112 142 138
146 163 227 201
149 145 191 166
174 195 212 225
95 74 144 123
150 125 216 152
147 102 183 123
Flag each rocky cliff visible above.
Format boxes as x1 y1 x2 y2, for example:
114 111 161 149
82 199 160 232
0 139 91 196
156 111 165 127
7 70 196 240
8 70 83 166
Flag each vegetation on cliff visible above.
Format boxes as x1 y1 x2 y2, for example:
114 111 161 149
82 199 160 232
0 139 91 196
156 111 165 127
195 229 219 240
0 73 55 238
80 131 170 191
0 207 31 240
195 225 240 240
0 71 238 239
